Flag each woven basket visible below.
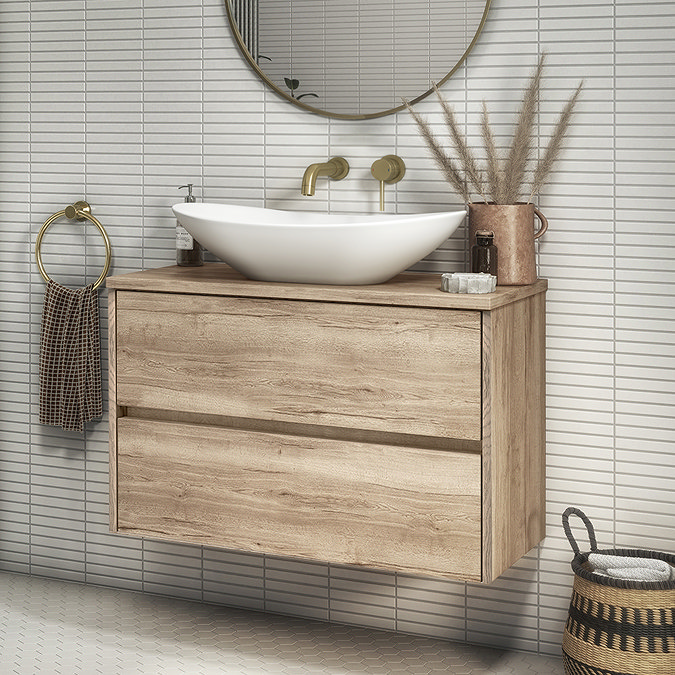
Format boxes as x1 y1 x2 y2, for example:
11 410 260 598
561 507 675 675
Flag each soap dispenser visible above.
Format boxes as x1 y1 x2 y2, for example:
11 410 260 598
176 184 203 266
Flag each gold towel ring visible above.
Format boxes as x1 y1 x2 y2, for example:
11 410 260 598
35 201 111 290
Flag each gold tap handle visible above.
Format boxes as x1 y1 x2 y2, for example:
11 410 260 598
371 155 405 211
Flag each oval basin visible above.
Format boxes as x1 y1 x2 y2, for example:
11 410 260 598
172 202 466 285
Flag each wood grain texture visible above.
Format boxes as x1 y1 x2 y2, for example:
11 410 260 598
106 263 548 311
116 417 483 580
108 267 547 583
108 290 118 532
122 407 482 454
481 292 546 582
115 291 482 441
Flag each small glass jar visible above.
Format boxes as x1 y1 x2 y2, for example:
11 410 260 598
471 230 497 279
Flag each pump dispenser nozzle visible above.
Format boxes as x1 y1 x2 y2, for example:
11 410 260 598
179 184 197 203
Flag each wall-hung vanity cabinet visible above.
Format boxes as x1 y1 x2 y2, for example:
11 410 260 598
107 264 546 583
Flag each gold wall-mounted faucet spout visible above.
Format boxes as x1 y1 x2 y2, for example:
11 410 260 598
301 157 350 196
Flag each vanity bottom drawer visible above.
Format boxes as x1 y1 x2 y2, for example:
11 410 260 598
114 418 482 580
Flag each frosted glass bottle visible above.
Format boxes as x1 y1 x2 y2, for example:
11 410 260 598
176 184 203 267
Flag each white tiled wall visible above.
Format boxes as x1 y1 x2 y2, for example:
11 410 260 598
1 0 673 657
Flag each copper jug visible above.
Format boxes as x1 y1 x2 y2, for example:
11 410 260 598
468 203 548 285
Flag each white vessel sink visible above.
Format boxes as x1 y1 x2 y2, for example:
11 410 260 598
172 202 466 285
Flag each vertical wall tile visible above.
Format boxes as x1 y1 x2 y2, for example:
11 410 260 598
1 0 673 660
0 0 31 574
613 0 675 555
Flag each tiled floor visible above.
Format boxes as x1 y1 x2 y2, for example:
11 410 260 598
0 571 564 674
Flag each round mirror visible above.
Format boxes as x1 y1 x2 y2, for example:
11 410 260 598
225 1 491 120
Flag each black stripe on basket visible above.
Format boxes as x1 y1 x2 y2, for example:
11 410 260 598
562 650 633 675
567 599 675 653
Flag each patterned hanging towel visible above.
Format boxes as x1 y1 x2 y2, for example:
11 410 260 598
39 279 102 432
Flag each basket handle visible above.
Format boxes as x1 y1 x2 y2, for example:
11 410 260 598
562 507 598 555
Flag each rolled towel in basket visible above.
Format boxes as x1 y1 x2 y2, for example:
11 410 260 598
588 552 675 582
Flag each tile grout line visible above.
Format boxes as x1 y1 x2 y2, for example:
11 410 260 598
536 2 542 653
612 0 618 549
28 0 34 580
327 562 332 624
84 0 89 584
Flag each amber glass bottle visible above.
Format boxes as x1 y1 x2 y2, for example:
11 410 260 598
471 230 497 279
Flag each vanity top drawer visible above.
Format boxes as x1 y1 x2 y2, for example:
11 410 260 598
115 291 482 442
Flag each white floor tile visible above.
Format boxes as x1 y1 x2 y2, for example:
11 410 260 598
0 572 564 674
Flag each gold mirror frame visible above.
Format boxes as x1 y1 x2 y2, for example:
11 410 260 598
224 0 492 120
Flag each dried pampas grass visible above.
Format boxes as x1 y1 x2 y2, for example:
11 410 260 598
431 82 488 203
404 100 472 202
404 53 583 204
527 80 583 203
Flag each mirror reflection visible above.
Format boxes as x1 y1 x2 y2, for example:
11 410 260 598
226 0 490 119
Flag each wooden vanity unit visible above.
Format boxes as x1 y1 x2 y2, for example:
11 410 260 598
107 264 546 583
